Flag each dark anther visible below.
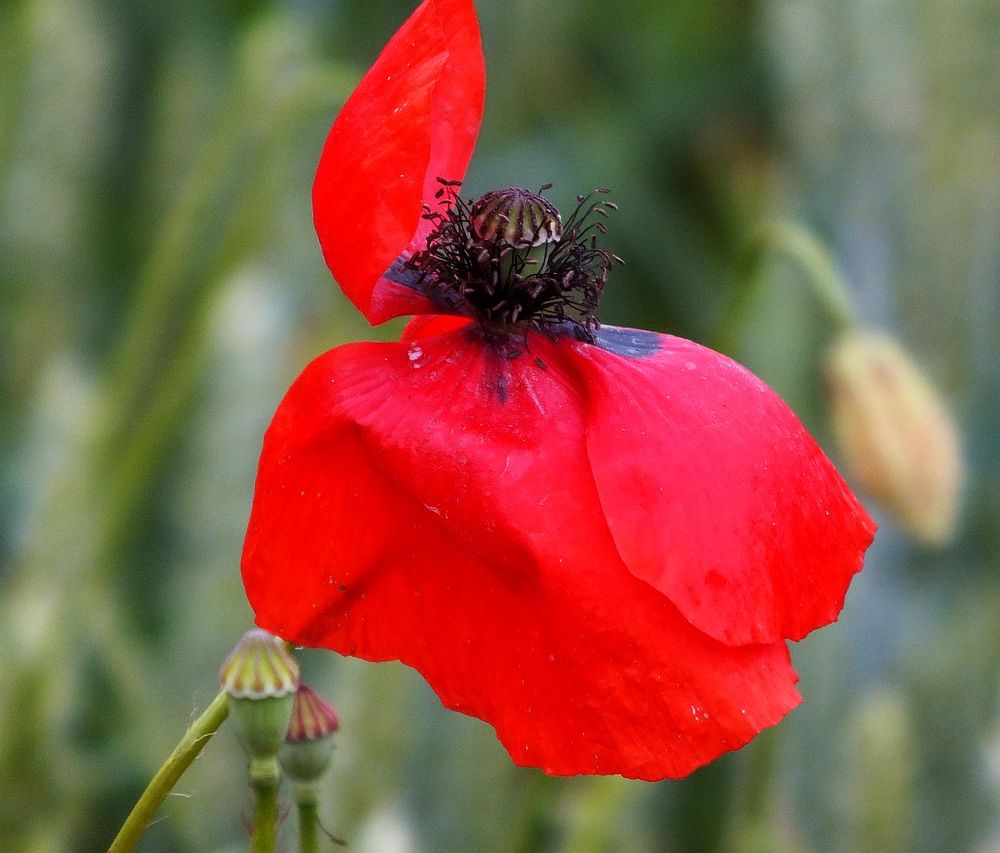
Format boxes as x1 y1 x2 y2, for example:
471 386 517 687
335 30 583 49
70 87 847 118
404 180 623 351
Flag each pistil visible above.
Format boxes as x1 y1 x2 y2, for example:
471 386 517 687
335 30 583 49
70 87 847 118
406 183 622 347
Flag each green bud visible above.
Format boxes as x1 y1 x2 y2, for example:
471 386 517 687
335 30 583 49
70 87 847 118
219 629 299 763
279 683 338 783
219 628 299 699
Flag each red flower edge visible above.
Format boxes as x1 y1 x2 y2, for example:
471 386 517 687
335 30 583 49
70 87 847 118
244 320 814 779
313 0 484 325
242 0 875 780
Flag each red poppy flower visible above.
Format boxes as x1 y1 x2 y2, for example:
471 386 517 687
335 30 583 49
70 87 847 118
241 0 875 781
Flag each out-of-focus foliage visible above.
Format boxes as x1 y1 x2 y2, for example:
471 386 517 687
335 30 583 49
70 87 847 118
1 0 998 850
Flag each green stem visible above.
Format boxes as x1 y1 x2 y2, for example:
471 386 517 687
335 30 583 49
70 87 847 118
719 221 856 354
251 759 281 853
96 97 244 461
558 776 631 853
749 222 856 329
742 727 778 825
722 729 779 853
108 690 229 853
296 786 320 853
512 772 561 853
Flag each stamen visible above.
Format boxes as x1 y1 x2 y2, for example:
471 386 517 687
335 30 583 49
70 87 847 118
405 180 623 349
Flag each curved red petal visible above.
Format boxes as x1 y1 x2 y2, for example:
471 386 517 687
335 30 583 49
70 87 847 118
399 313 473 341
313 0 484 325
242 329 803 779
569 326 876 646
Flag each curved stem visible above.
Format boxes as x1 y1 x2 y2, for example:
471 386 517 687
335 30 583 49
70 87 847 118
748 222 856 330
108 690 229 853
719 221 857 355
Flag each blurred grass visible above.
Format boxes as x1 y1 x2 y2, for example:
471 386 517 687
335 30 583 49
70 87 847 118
1 0 999 851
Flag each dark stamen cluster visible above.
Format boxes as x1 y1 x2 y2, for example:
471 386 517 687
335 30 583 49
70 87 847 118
405 181 623 349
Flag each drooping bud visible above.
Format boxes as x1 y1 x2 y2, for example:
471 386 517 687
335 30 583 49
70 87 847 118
220 629 299 765
279 683 339 783
470 187 562 247
825 329 963 545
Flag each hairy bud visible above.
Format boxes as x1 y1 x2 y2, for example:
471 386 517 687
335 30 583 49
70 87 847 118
825 329 962 545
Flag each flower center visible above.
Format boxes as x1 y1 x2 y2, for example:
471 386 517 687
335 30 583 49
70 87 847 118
406 183 622 347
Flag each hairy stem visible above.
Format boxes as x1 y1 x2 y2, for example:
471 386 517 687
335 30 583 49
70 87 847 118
108 690 229 853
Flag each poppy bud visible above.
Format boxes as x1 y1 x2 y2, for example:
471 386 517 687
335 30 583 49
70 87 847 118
825 329 962 545
219 628 299 766
470 187 562 247
279 683 339 784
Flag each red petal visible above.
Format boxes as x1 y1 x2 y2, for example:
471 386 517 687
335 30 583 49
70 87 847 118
242 328 802 780
312 0 484 325
570 326 877 646
400 313 472 341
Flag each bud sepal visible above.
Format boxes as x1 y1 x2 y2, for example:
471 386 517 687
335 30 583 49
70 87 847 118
280 683 339 784
219 629 300 763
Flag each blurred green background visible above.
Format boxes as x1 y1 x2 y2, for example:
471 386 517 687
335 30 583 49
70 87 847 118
2 0 999 850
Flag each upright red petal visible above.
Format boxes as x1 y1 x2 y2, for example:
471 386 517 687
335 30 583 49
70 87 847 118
570 326 877 647
313 0 484 324
242 326 802 780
